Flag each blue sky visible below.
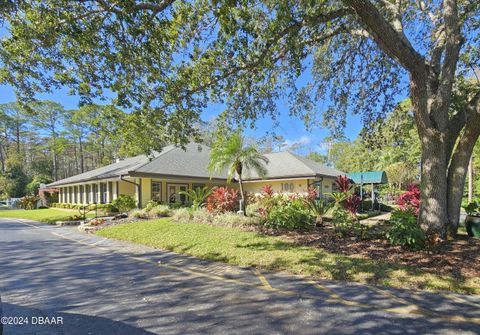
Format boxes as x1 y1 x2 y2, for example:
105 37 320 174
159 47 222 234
0 81 366 155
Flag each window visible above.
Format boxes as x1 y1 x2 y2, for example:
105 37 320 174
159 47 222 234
100 183 107 203
281 183 294 192
151 181 162 202
331 182 337 192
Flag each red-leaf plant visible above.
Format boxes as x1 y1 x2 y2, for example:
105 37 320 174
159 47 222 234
335 175 360 214
335 175 352 193
206 187 239 213
397 184 421 216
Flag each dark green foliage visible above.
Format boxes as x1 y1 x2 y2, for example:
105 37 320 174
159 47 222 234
111 195 137 213
386 210 425 250
25 175 53 195
264 198 314 229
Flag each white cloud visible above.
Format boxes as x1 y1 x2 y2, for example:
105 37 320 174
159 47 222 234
279 135 312 151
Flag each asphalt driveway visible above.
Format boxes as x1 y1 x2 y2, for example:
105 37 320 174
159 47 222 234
0 217 479 334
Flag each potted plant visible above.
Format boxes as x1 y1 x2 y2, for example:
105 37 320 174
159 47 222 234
464 201 480 237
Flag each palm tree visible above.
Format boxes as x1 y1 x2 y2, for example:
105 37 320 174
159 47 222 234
208 131 269 214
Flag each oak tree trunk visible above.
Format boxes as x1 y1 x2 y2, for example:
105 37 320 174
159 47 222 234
418 134 449 239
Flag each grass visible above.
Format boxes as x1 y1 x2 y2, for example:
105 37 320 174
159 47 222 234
0 208 94 224
97 218 480 294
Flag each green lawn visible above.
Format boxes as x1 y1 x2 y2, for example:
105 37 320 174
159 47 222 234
97 218 479 294
0 208 92 224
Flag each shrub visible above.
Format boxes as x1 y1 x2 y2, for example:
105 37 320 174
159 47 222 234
171 208 192 222
386 209 425 250
331 206 356 235
19 195 40 210
112 195 137 213
144 200 160 212
264 198 314 229
397 184 420 215
246 202 262 217
191 208 214 224
212 212 259 227
129 209 150 219
206 187 238 213
149 205 171 218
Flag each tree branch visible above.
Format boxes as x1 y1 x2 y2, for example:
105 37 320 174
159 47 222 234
343 0 425 75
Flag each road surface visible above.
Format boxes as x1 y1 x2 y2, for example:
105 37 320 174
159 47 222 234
0 217 479 334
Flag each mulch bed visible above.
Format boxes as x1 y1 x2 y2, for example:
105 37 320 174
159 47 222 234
252 224 480 279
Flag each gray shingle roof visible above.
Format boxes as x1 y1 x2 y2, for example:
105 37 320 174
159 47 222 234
48 143 226 187
242 151 344 180
131 143 228 179
47 152 160 187
48 143 343 187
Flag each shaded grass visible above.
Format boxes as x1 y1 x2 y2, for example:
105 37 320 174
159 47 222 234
0 208 93 224
97 218 479 294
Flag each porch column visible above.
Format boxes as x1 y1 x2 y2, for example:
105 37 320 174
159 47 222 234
90 184 94 204
112 181 118 201
135 178 142 208
106 181 111 203
82 185 87 204
97 182 102 203
66 187 70 203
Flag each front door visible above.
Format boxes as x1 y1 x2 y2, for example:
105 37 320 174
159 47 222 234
167 184 188 204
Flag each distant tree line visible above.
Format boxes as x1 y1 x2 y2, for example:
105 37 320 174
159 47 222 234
0 101 168 199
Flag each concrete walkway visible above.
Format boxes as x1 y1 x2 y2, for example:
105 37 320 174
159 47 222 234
0 217 479 334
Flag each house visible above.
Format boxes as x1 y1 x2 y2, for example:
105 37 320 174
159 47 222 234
48 143 344 208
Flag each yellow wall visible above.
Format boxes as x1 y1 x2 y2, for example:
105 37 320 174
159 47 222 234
243 177 337 195
118 180 135 196
57 176 338 206
138 177 227 207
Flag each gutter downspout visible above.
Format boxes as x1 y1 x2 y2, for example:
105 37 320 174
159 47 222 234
120 175 142 208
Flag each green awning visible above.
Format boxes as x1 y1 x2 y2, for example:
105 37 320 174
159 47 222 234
346 171 388 184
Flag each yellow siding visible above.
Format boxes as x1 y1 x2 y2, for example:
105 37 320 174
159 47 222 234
243 179 311 194
243 177 338 195
138 177 227 208
118 181 135 197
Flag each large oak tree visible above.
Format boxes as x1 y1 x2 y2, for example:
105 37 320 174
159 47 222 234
1 0 479 239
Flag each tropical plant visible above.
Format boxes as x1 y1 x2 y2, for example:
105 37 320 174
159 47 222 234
206 187 238 213
112 194 137 213
302 198 333 227
335 175 353 193
179 186 212 210
208 131 268 213
327 192 349 207
387 209 425 250
345 194 361 214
